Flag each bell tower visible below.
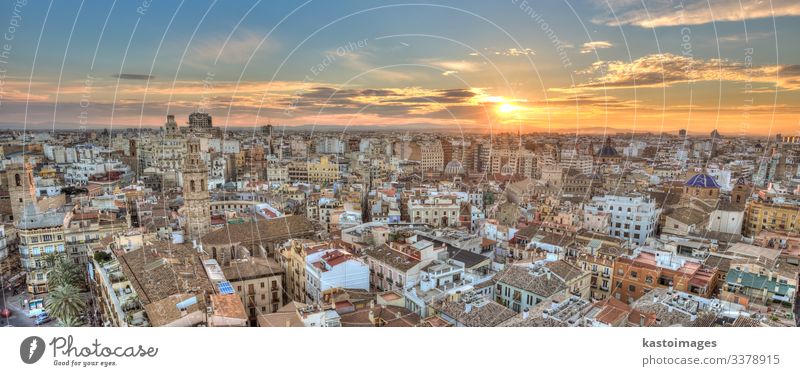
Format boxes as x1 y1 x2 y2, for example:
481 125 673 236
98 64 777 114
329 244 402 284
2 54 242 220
182 137 210 241
5 162 36 224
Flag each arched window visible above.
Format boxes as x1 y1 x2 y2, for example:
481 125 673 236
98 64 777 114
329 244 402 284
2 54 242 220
14 173 21 186
190 180 196 192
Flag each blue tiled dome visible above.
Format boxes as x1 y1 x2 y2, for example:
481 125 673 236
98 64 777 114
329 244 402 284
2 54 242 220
686 173 720 188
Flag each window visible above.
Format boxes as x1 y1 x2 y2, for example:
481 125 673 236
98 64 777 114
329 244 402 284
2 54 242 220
628 285 636 293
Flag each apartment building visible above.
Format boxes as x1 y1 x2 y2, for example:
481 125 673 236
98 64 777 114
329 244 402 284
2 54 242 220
18 207 70 297
612 249 718 304
305 247 369 305
494 264 567 313
584 194 659 246
223 257 285 326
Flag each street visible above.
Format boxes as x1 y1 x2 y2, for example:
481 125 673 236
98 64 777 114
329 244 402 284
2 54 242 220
1 287 55 327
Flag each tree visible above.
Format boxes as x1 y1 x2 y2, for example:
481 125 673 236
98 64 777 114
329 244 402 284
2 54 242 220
46 255 84 291
58 315 84 327
45 284 86 324
93 251 112 264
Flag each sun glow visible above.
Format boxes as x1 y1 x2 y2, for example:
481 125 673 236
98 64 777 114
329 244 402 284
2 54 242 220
498 102 517 114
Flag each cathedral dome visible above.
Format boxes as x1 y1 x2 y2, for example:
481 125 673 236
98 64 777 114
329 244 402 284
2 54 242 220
444 160 465 176
500 163 515 176
685 173 720 188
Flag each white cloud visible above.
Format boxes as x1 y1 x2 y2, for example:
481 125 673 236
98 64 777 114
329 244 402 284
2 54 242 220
189 30 278 64
580 41 613 54
593 0 800 28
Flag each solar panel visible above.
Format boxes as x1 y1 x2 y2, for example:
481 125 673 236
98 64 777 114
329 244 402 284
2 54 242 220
217 281 235 295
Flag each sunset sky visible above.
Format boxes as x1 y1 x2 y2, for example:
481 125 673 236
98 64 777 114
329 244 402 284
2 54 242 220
1 0 799 135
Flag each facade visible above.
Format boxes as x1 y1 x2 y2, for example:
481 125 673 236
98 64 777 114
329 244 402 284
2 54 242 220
188 112 213 129
743 197 800 237
223 257 285 326
584 194 659 246
494 264 566 313
307 156 340 186
305 247 369 304
408 196 460 228
577 246 626 300
18 208 69 296
419 140 444 172
365 239 446 292
612 249 718 304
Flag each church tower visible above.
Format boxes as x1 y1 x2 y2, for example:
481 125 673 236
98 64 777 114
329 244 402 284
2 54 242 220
5 162 36 224
182 137 210 241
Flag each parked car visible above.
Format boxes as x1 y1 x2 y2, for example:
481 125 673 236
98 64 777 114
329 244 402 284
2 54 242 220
34 313 52 325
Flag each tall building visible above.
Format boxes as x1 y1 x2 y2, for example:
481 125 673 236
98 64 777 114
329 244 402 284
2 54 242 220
183 137 210 241
19 207 69 297
419 140 444 172
584 194 659 246
5 162 36 224
159 115 186 176
188 112 213 129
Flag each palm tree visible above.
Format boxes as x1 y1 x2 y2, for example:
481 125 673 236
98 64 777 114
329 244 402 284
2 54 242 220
58 315 84 327
45 284 86 324
46 255 83 291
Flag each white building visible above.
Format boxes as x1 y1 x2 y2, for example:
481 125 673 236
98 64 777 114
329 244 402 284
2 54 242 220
707 206 744 234
584 194 659 246
305 248 369 305
408 195 459 228
315 137 346 154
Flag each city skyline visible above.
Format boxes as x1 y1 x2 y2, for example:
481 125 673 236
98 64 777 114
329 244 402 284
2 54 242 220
1 0 799 135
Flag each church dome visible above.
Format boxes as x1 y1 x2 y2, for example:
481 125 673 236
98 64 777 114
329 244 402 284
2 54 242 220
500 163 515 176
596 137 619 157
444 160 465 176
686 173 720 188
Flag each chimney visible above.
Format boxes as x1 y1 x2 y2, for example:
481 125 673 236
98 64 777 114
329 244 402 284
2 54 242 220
652 295 658 303
368 310 375 325
465 302 473 313
546 270 551 280
522 308 529 320
542 310 549 320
